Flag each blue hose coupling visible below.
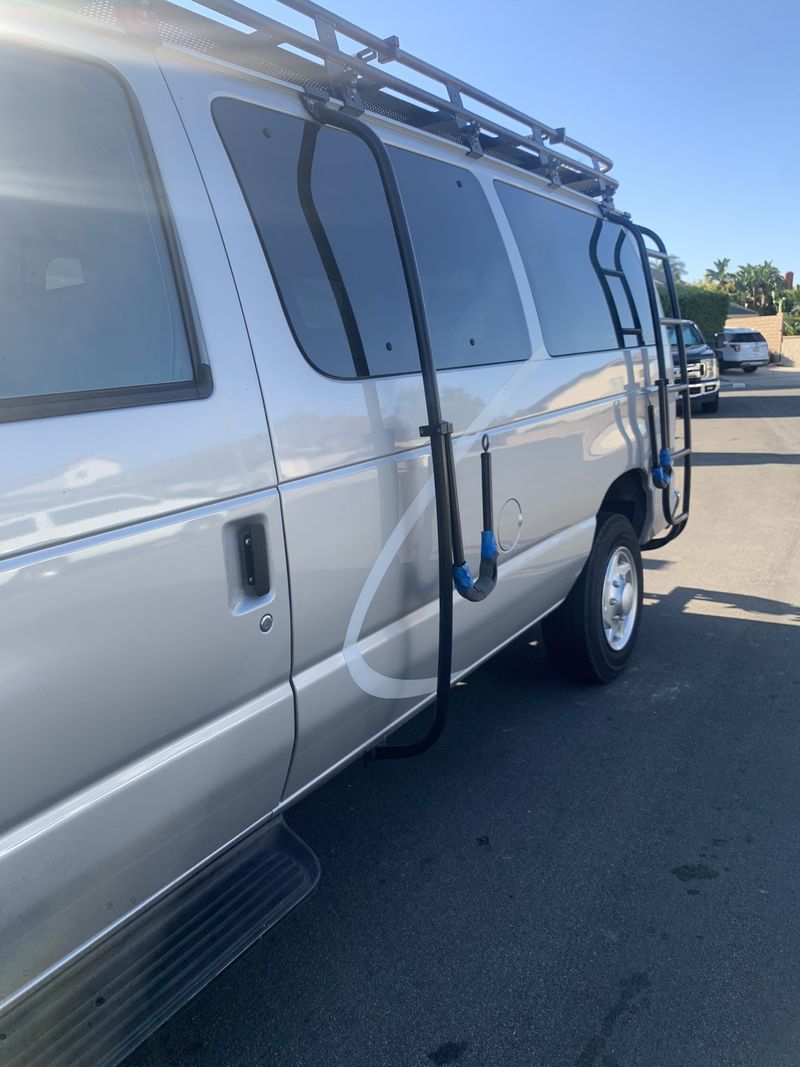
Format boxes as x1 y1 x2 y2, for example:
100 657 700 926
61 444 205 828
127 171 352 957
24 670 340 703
480 529 498 560
652 447 673 489
452 562 474 593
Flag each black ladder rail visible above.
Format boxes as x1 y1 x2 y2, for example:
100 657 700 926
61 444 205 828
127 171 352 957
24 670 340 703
600 212 692 537
299 95 496 757
641 232 692 532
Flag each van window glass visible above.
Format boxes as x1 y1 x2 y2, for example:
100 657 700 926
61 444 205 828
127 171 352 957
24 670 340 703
596 223 656 347
495 182 619 356
213 98 529 377
618 233 657 346
0 48 196 413
388 148 529 369
213 99 417 378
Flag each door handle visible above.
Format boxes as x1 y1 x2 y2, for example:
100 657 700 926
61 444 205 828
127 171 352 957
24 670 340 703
240 523 269 597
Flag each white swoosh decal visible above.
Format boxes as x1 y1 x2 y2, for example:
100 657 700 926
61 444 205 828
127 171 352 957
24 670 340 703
343 354 542 699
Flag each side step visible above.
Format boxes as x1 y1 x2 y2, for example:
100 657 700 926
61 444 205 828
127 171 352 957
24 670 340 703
0 817 320 1067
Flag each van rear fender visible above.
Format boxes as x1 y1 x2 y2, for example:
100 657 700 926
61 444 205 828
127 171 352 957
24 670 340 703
598 469 649 540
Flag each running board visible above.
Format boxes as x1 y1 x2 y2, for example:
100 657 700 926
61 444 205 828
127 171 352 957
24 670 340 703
0 817 320 1066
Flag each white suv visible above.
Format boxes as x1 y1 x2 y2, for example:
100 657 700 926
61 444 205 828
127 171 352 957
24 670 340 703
715 328 770 373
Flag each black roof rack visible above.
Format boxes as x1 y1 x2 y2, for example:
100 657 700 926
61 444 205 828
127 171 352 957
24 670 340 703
75 0 618 202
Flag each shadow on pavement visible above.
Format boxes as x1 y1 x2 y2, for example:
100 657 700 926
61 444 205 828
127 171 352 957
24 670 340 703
692 452 800 466
715 393 799 418
126 582 800 1067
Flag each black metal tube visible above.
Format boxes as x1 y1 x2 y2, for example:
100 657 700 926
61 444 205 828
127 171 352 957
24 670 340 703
481 439 493 531
444 432 466 568
602 210 692 533
638 225 692 527
301 96 453 759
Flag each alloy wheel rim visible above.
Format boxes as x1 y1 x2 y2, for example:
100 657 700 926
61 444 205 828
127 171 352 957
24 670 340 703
601 546 638 651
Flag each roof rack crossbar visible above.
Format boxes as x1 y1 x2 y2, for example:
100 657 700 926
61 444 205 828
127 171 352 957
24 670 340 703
119 0 618 197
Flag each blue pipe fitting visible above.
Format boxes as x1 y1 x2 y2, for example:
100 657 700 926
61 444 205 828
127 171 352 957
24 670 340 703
652 446 673 489
480 529 498 560
452 562 474 593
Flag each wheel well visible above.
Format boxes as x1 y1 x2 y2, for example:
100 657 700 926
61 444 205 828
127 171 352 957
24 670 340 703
599 470 648 539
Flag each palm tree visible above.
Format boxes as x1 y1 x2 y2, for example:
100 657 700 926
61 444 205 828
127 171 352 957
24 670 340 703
705 258 731 286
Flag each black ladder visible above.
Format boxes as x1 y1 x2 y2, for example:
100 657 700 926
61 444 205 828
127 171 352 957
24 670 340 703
599 215 692 545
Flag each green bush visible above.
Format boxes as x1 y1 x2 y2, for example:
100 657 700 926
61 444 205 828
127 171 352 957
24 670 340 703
784 316 800 337
656 284 731 343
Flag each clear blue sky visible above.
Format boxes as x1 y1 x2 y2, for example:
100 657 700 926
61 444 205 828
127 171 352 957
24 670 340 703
195 0 800 283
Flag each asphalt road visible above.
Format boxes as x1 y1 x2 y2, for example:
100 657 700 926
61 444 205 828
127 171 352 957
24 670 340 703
129 365 800 1067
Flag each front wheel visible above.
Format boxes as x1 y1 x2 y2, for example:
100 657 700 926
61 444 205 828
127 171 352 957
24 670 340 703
702 393 720 413
543 513 644 684
743 365 758 374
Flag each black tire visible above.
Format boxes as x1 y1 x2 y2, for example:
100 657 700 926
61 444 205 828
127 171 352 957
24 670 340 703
543 513 644 684
743 365 758 374
718 359 727 372
701 393 720 413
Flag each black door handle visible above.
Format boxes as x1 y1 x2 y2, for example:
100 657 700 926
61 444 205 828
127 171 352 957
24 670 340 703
240 523 269 597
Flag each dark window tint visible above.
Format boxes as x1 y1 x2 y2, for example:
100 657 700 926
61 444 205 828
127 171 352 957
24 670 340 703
730 332 765 343
0 48 196 416
569 217 655 343
388 148 529 369
496 183 656 355
617 232 656 345
213 98 529 377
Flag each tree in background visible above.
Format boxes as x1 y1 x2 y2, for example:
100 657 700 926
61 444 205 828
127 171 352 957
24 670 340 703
658 284 729 342
667 254 687 282
704 258 731 286
730 261 786 314
778 285 800 314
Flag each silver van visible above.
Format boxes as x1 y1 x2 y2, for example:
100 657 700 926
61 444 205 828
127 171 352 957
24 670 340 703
0 1 692 1062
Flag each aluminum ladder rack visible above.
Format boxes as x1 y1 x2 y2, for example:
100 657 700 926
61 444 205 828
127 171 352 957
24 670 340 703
85 0 618 202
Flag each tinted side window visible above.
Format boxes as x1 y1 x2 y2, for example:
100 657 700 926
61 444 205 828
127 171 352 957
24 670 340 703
0 48 198 420
495 183 657 355
601 223 657 343
214 98 417 378
213 98 529 377
496 182 617 356
389 149 529 369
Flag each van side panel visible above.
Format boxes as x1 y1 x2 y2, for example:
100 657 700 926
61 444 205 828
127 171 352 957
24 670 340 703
162 59 654 797
0 25 294 1006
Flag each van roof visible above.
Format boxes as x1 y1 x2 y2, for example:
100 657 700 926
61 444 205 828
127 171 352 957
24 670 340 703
46 0 618 204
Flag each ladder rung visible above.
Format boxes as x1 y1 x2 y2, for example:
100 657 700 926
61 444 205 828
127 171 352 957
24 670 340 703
668 383 692 394
647 250 668 260
672 447 690 460
603 268 625 278
671 511 689 525
660 317 684 326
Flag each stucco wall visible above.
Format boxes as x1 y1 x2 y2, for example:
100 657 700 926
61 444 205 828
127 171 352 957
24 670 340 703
779 335 800 365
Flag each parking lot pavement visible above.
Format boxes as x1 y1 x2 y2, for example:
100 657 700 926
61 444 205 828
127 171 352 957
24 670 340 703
128 365 800 1067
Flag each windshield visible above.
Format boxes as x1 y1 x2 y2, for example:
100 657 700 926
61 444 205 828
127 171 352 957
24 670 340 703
667 323 704 347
